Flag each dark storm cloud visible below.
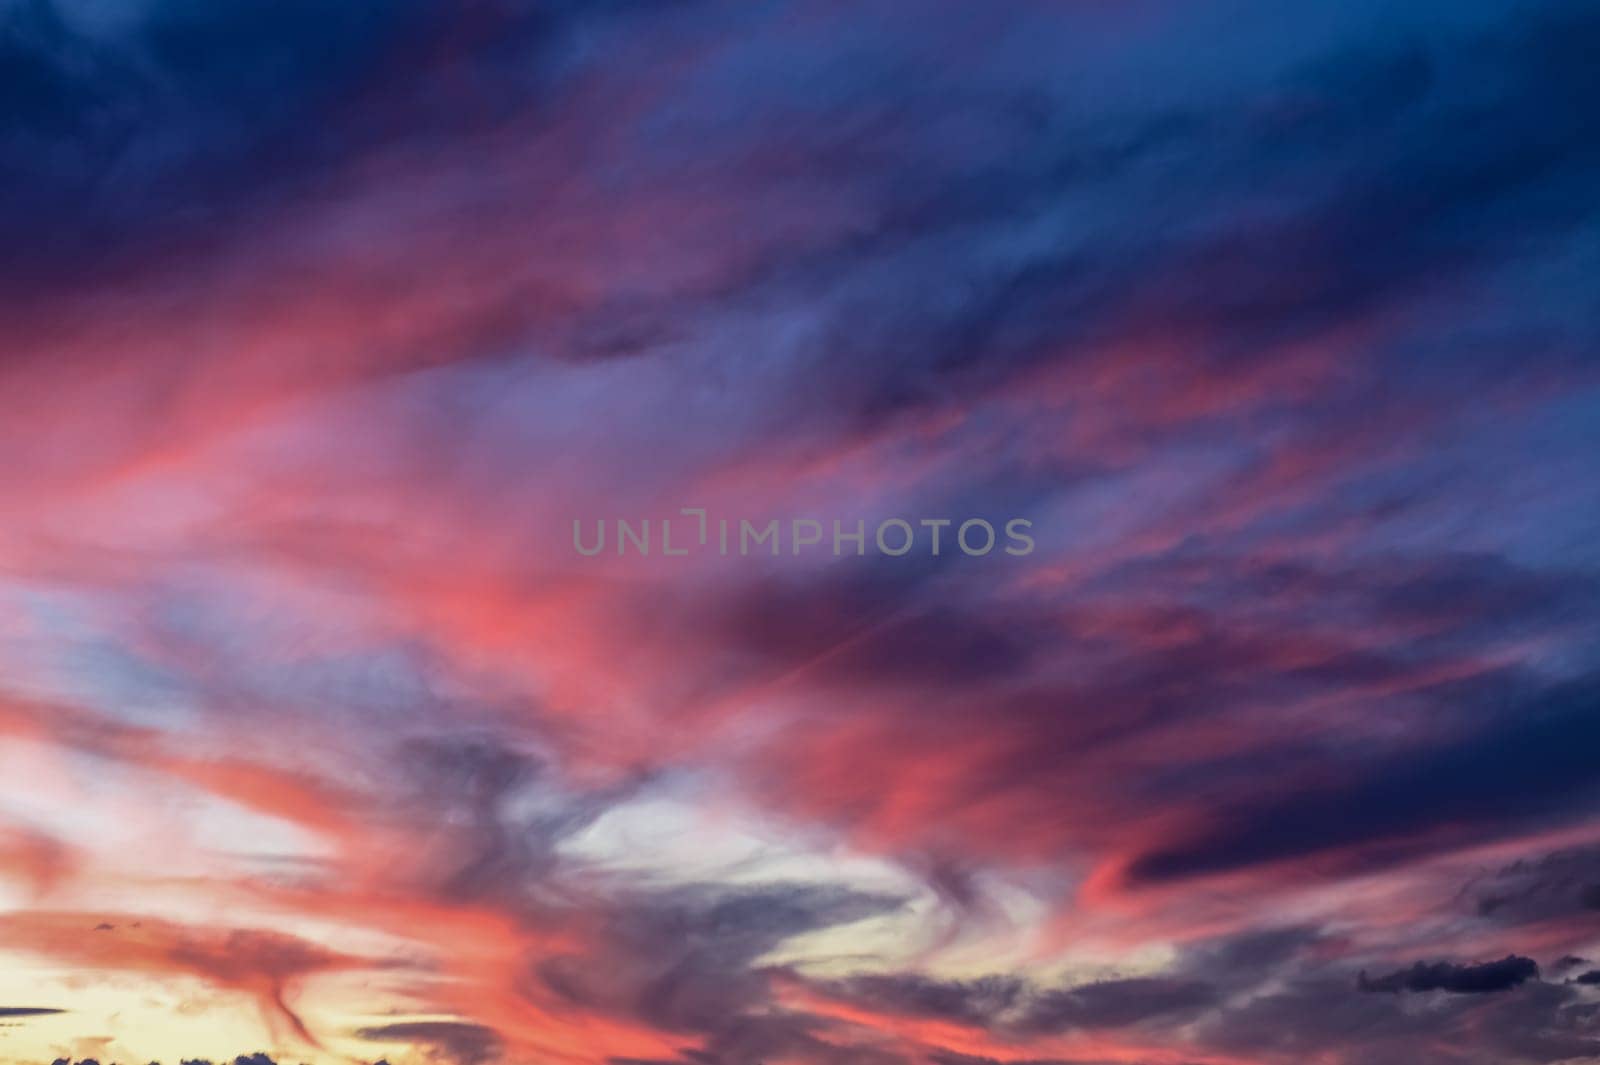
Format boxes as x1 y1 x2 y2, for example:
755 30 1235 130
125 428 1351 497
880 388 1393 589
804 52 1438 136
1359 956 1540 994
0 1006 64 1016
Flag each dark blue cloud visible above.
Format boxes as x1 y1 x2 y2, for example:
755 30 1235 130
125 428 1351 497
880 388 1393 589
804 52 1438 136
1129 673 1600 883
1359 956 1539 994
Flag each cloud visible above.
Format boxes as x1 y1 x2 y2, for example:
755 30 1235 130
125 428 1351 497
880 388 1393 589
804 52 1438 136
1124 673 1600 885
1359 956 1540 995
1469 845 1600 928
356 1021 502 1065
2 1 1599 1065
537 880 905 1038
0 912 379 1048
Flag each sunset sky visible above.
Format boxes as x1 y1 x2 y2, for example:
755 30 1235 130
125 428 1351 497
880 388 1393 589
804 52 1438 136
2 1 1599 1064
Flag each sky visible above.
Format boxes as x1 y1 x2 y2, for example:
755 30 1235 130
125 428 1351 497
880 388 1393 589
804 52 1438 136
1 1 1599 1063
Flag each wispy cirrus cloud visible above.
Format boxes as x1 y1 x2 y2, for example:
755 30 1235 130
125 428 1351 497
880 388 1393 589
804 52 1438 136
1 0 1598 1063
